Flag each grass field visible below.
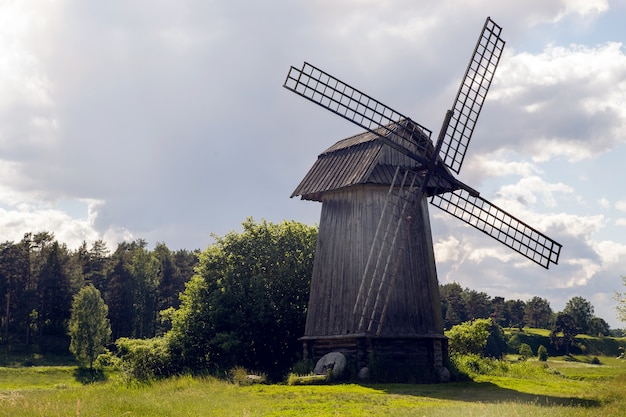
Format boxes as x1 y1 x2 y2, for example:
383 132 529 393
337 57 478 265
0 355 624 416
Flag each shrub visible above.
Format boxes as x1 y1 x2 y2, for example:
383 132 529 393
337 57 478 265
450 354 555 380
519 343 533 360
450 354 497 378
93 349 121 369
446 319 507 357
116 337 175 382
537 344 548 361
446 319 491 355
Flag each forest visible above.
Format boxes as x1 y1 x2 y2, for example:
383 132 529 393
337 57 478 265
0 231 199 348
0 219 621 379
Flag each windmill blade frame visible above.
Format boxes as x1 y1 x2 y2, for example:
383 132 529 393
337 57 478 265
430 188 561 269
437 17 505 174
284 62 435 169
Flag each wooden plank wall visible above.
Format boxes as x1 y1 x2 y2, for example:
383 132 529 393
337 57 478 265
304 185 444 338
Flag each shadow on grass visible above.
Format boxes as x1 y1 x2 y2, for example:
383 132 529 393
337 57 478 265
378 380 601 408
73 367 107 384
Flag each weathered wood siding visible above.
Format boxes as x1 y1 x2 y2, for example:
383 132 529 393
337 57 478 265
303 184 444 338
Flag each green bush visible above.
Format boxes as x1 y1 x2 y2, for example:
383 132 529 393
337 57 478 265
450 354 555 380
116 337 175 382
537 344 548 361
519 343 533 360
446 319 507 357
508 334 521 352
93 349 121 369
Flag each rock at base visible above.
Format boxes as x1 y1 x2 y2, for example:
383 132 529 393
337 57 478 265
314 352 346 377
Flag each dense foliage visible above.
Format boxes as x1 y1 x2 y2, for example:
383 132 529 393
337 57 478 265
0 222 621 382
68 285 111 368
563 296 594 334
168 219 317 380
445 318 507 358
439 283 615 336
550 313 578 355
0 232 198 349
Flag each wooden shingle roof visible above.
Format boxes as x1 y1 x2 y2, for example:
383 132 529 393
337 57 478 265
292 119 444 201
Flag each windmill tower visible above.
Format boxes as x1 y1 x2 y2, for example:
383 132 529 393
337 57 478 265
284 18 561 382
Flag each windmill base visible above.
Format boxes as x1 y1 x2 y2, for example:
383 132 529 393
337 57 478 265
301 334 449 383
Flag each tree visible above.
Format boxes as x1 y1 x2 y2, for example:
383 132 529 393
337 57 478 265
68 285 111 368
0 241 30 342
491 296 506 326
563 296 594 335
550 313 577 355
128 246 159 338
518 343 533 360
440 283 468 329
38 242 73 336
105 242 136 339
77 240 110 293
524 296 553 329
105 240 159 339
504 299 526 330
537 344 548 361
588 317 610 337
463 290 491 321
168 219 317 380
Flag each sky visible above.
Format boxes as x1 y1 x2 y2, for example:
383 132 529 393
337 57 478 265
1 0 626 328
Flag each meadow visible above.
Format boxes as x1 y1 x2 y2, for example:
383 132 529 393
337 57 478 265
0 354 624 416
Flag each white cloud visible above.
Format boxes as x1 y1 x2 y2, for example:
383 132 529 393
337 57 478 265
433 235 461 263
616 200 626 212
487 42 626 162
598 198 610 209
495 176 573 209
552 0 608 23
466 150 540 180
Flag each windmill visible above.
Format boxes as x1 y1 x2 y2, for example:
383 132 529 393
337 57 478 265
284 17 561 382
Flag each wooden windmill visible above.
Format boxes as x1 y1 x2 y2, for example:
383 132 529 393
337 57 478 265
284 17 561 382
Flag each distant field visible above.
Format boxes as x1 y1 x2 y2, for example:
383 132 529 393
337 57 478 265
0 355 624 416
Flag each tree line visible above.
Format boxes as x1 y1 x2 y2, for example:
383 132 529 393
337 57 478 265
440 282 617 337
0 232 198 348
0 221 622 380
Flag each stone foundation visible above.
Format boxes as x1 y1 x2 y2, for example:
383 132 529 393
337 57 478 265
301 334 449 383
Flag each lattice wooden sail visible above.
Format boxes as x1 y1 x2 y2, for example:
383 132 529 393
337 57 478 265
438 17 505 174
430 188 561 268
284 62 434 170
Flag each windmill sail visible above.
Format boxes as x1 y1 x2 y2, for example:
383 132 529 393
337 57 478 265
438 17 505 174
430 188 561 268
284 62 434 169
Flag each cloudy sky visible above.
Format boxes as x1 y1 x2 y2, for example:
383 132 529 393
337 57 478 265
2 0 626 327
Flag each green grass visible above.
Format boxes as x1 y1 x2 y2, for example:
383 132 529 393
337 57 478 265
0 366 82 389
0 357 624 416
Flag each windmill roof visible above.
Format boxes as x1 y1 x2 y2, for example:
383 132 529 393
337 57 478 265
292 119 451 201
